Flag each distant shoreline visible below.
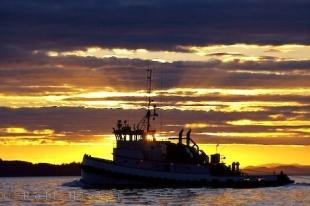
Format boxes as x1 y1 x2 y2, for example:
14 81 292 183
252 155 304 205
1 159 310 177
243 164 310 176
0 159 81 177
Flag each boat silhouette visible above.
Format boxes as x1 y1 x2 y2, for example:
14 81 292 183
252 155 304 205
81 69 294 188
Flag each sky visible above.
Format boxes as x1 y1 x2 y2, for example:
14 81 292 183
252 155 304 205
0 0 310 167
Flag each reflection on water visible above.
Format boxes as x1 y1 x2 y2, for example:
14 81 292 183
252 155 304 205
0 176 309 205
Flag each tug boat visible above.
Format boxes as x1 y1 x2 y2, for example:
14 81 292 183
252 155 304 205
81 69 294 188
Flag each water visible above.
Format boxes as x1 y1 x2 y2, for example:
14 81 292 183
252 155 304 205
0 176 309 205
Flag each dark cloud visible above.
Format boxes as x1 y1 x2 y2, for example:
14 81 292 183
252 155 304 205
0 0 309 52
0 107 309 145
1 51 310 95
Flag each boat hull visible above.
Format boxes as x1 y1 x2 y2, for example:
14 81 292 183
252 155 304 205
81 155 294 188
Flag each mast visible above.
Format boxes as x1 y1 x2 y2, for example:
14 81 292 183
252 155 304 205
135 67 158 139
146 68 152 133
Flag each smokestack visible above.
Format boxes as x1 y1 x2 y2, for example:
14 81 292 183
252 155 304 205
186 129 191 146
178 129 183 144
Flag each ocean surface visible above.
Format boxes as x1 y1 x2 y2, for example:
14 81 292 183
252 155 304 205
0 176 309 205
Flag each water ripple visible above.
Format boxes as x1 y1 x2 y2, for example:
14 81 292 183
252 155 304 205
0 176 309 205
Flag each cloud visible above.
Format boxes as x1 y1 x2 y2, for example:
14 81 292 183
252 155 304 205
0 107 309 145
1 50 310 96
0 0 309 52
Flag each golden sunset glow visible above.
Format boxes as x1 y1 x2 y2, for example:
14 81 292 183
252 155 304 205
1 143 309 168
